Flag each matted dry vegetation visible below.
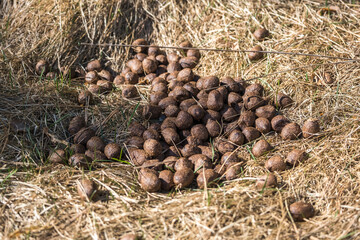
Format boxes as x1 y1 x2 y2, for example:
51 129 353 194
1 0 360 239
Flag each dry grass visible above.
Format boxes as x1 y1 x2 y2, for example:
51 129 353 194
1 0 360 239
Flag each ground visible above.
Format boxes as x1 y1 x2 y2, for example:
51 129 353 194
1 0 360 239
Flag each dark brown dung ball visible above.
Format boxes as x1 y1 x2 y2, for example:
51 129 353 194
179 40 192 50
206 119 221 138
289 201 315 221
217 86 228 102
191 154 212 172
168 80 184 91
104 143 121 160
180 99 196 111
135 53 148 61
302 118 320 138
143 139 162 157
48 149 66 164
281 122 302 140
183 82 199 96
187 49 201 59
163 156 177 169
220 152 241 168
228 129 245 145
142 58 157 74
265 155 287 172
68 116 86 135
124 72 139 84
159 170 175 191
221 77 243 93
86 60 102 72
175 157 194 171
271 115 290 132
35 59 49 75
85 71 98 84
276 92 293 108
207 90 223 111
223 121 240 136
221 107 238 122
167 52 180 63
132 38 148 53
202 76 220 91
148 46 160 56
228 92 243 107
286 149 308 166
202 110 221 124
151 82 168 93
156 54 168 65
68 154 91 168
191 124 209 141
98 69 113 82
164 105 180 117
121 67 131 76
86 136 105 152
242 127 261 142
252 139 273 157
173 167 195 188
255 173 277 190
253 28 270 40
128 122 146 137
197 169 219 189
243 95 266 110
255 117 271 134
199 145 219 162
175 111 193 130
214 164 226 178
238 111 256 130
139 168 161 193
88 84 103 94
77 178 97 201
170 86 191 102
143 105 162 120
142 128 160 141
74 127 95 145
126 136 144 149
217 141 236 155
177 68 194 83
188 105 205 121
161 128 181 145
158 97 178 110
179 56 198 69
248 45 264 61
128 148 148 166
245 83 264 96
255 105 276 120
225 163 242 180
181 144 201 158
70 144 86 154
167 62 182 73
122 85 139 99
149 91 167 105
113 75 125 86
85 150 107 161
161 117 177 130
97 80 113 92
127 59 143 75
78 90 93 105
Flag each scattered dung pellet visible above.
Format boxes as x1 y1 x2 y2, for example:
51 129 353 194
289 201 315 221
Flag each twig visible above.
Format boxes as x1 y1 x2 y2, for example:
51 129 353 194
80 42 360 61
